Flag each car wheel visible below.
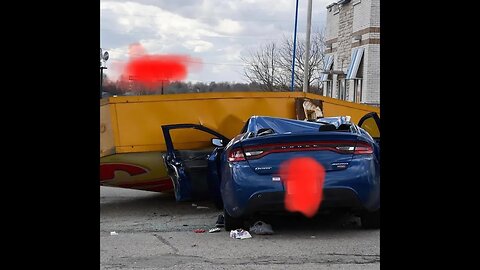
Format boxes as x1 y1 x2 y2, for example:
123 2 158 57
361 209 380 229
223 209 244 231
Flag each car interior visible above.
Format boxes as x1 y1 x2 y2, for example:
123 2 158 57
318 123 352 132
174 148 214 200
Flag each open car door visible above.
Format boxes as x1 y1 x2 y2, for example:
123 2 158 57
358 112 380 143
161 124 229 202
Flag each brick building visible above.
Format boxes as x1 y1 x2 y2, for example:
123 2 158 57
321 0 380 106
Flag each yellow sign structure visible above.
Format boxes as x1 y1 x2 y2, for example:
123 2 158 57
100 91 379 192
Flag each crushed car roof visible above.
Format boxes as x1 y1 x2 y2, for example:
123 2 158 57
246 116 352 135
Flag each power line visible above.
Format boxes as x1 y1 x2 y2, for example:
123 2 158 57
100 27 282 40
100 48 247 66
100 9 296 23
100 9 325 29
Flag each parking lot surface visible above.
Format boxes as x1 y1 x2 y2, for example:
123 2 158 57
100 187 379 269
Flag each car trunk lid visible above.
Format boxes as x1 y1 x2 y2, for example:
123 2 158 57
233 132 367 175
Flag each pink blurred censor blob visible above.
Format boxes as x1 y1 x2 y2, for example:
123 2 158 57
120 43 202 90
280 157 325 218
128 42 147 57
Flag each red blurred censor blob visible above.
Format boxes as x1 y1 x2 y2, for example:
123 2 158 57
125 55 189 87
120 43 202 90
280 157 325 218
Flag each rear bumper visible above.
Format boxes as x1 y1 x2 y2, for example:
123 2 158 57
221 157 380 218
238 188 365 217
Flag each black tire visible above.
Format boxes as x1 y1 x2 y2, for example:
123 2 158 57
361 209 380 229
224 209 244 231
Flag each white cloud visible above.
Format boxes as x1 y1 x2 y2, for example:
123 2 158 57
184 40 214 53
101 0 333 82
215 19 243 35
217 45 243 62
101 1 219 40
138 39 172 54
211 64 229 74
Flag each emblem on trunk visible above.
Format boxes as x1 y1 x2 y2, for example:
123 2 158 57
255 166 272 170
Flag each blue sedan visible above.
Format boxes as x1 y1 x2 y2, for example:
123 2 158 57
162 113 380 230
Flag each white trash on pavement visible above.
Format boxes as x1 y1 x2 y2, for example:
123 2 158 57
229 229 252 239
208 227 221 233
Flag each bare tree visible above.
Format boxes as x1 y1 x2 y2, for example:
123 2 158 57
242 29 326 92
277 30 326 91
241 42 280 91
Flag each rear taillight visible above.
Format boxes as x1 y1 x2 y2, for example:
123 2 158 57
353 142 373 154
335 146 355 152
228 148 246 162
239 140 373 160
335 142 373 154
244 150 264 157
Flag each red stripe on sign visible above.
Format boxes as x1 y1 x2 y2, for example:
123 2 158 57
117 178 174 192
100 163 149 181
116 178 171 188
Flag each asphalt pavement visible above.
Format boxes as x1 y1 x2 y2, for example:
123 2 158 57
100 186 380 269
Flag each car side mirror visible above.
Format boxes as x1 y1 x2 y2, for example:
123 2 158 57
211 138 224 147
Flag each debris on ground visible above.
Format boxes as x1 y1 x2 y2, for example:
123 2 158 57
230 229 252 239
193 229 206 233
196 206 209 209
249 221 274 235
310 236 316 239
183 224 188 226
215 214 225 228
208 227 221 233
110 231 119 236
192 203 197 207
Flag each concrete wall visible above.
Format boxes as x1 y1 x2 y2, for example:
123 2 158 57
363 44 380 104
323 0 380 105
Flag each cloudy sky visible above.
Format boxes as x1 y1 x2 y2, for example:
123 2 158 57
101 0 333 83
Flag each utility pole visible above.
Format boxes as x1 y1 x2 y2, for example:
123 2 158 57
100 66 107 99
100 48 109 99
303 0 313 93
291 0 299 92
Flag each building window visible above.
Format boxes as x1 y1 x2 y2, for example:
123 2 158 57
320 55 334 82
353 79 362 103
324 81 331 97
337 79 346 101
346 47 364 80
355 56 364 103
346 47 364 103
320 55 334 98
